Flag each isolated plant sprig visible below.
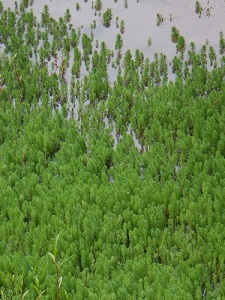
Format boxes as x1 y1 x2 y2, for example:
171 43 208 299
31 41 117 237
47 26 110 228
48 234 67 300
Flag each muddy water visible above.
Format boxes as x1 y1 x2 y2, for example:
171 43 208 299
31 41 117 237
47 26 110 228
2 0 225 62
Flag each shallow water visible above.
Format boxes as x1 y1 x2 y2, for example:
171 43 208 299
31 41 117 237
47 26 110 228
1 0 224 154
2 0 225 61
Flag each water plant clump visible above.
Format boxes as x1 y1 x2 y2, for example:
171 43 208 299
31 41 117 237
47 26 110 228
94 0 102 12
176 35 186 54
102 8 113 28
171 26 180 43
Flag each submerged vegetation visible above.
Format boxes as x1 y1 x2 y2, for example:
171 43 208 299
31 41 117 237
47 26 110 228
1 0 225 298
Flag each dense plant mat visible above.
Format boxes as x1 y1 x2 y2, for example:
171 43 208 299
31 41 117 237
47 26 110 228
0 1 225 299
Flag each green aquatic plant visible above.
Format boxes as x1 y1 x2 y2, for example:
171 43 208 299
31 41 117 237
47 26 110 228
147 37 152 46
22 0 30 8
41 5 50 27
120 20 125 34
159 53 168 77
63 35 71 53
200 44 207 65
187 41 196 65
176 35 186 53
171 26 180 43
115 33 123 51
171 55 182 75
219 31 225 54
82 33 93 62
195 1 202 15
156 13 164 26
190 41 196 52
134 49 144 68
70 28 80 48
0 1 225 299
75 3 80 11
115 16 119 28
0 0 3 13
102 8 113 28
64 8 71 23
48 234 67 300
208 46 216 66
95 0 102 11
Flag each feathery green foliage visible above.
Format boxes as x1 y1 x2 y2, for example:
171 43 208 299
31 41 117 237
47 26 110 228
0 1 225 299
